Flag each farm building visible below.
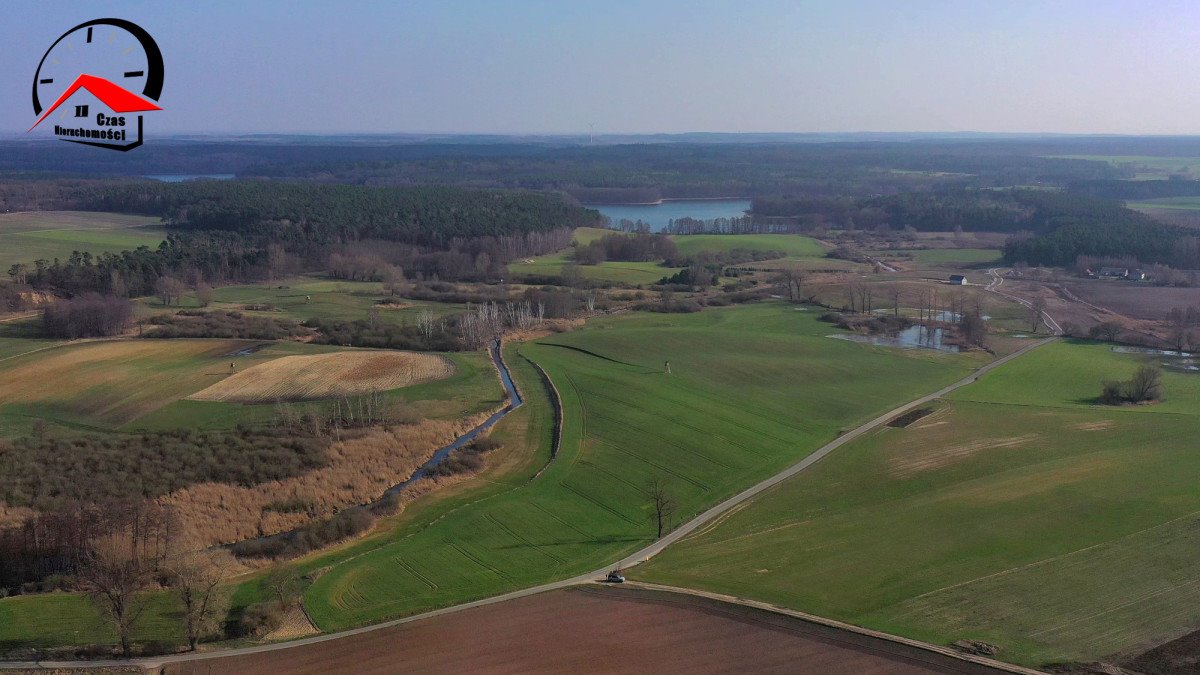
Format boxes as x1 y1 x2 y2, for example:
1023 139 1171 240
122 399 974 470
948 275 967 285
1099 267 1129 279
1129 268 1147 281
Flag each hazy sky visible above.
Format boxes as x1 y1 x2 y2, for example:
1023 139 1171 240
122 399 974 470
4 0 1200 135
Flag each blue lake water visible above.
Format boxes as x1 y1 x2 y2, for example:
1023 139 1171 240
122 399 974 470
587 199 751 232
145 173 236 182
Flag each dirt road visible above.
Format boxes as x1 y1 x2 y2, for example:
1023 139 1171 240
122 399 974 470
985 268 1063 334
164 587 1003 675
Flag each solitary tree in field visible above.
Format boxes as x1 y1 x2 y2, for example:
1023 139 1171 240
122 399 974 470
644 477 677 539
195 282 214 308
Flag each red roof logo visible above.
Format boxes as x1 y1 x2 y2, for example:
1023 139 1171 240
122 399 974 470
28 73 161 132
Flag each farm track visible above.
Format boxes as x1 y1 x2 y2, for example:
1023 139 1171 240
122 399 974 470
985 268 1062 335
2 333 1056 673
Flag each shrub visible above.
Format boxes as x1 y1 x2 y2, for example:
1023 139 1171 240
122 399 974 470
1099 365 1162 405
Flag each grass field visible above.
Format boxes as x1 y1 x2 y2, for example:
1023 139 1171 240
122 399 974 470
0 211 164 268
507 232 829 285
635 339 1200 666
670 233 826 258
188 351 454 403
0 592 182 653
1048 155 1200 180
1127 196 1200 211
282 303 978 631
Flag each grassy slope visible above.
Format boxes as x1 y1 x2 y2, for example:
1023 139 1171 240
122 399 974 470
0 593 182 653
298 303 976 631
0 211 164 268
636 339 1200 666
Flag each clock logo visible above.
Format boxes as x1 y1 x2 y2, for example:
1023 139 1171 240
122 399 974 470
29 18 164 151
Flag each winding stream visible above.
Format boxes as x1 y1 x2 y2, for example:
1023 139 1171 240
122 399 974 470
229 339 524 553
383 339 524 498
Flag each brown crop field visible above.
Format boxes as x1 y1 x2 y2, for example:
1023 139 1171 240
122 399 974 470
167 587 997 674
188 351 454 403
1061 280 1200 321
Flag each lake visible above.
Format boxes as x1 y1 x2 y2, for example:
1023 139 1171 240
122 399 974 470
145 174 236 182
586 199 751 232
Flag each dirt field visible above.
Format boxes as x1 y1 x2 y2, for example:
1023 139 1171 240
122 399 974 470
168 587 1001 674
1062 280 1200 321
188 351 454 402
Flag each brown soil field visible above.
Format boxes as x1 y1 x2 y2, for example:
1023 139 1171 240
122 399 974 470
168 587 1002 674
1062 281 1200 321
188 351 454 403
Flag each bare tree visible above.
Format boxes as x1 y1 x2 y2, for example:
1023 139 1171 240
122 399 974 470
417 308 436 338
889 283 901 317
167 551 230 651
77 502 175 657
1090 321 1122 342
154 276 184 306
777 270 806 303
644 477 677 539
79 536 153 657
1125 365 1163 403
1029 296 1047 333
195 282 214 308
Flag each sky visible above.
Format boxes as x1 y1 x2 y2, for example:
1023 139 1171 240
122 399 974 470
3 0 1200 136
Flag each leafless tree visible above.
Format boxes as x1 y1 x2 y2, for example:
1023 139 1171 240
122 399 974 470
1125 365 1163 403
644 477 677 539
77 502 175 657
195 282 214 308
1029 296 1047 332
889 283 901 317
777 270 806 303
154 276 185 306
417 308 436 338
167 551 230 651
1090 321 1122 342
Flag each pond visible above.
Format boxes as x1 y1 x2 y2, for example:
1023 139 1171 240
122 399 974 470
830 325 960 353
586 199 751 232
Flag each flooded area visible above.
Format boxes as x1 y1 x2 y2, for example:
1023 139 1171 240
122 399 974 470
1112 346 1200 373
830 325 959 353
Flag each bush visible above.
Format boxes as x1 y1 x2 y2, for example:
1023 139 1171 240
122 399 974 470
145 310 310 340
1100 365 1162 405
238 602 285 638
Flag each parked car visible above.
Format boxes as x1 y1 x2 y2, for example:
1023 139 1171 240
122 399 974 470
606 570 625 583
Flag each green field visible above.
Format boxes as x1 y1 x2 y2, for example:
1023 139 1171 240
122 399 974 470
0 211 165 268
1126 196 1200 211
280 303 979 631
507 231 828 285
635 339 1200 666
1048 155 1200 180
508 249 682 285
0 592 183 652
670 233 826 258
